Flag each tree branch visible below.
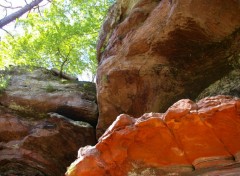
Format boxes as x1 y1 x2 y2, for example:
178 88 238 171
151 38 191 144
3 0 12 7
57 47 73 77
0 0 44 28
51 68 76 80
36 5 43 17
24 0 29 5
0 4 22 9
2 8 7 18
37 1 50 8
0 27 14 38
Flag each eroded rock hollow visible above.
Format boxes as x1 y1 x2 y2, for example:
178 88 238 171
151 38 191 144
96 0 240 137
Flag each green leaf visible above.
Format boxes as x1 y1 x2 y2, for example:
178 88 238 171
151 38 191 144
0 0 114 80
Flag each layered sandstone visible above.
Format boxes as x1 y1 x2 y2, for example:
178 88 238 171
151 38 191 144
0 66 98 125
66 96 240 176
0 106 96 176
0 67 97 175
96 0 240 137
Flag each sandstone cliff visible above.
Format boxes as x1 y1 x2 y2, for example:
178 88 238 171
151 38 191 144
0 67 97 175
0 67 98 125
2 0 240 175
96 0 240 138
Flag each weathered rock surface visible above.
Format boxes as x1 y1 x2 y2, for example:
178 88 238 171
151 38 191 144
198 68 240 100
0 67 98 175
66 96 240 176
0 106 96 176
0 67 98 125
96 0 240 137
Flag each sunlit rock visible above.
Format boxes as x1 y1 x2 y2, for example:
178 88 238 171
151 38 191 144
66 96 240 176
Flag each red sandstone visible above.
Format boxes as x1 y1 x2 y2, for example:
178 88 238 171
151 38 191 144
66 96 240 176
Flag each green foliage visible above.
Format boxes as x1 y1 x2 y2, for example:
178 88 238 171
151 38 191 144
0 75 10 93
0 0 114 79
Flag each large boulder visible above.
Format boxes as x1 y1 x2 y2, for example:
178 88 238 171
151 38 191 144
66 96 240 176
0 66 98 126
0 66 97 175
0 106 96 176
96 0 240 137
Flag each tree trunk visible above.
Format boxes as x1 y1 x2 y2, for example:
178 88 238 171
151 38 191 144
0 0 44 28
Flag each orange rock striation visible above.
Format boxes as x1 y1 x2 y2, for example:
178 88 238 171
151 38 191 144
66 96 240 176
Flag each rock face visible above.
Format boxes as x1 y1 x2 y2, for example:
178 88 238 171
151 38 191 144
0 67 98 126
96 0 240 137
66 96 240 176
197 68 240 100
0 67 97 175
0 106 96 176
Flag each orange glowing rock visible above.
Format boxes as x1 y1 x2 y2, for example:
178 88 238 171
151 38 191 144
66 96 240 176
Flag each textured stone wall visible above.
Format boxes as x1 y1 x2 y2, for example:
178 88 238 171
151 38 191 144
96 0 240 137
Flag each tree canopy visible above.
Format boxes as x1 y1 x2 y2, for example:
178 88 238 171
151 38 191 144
0 0 114 81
